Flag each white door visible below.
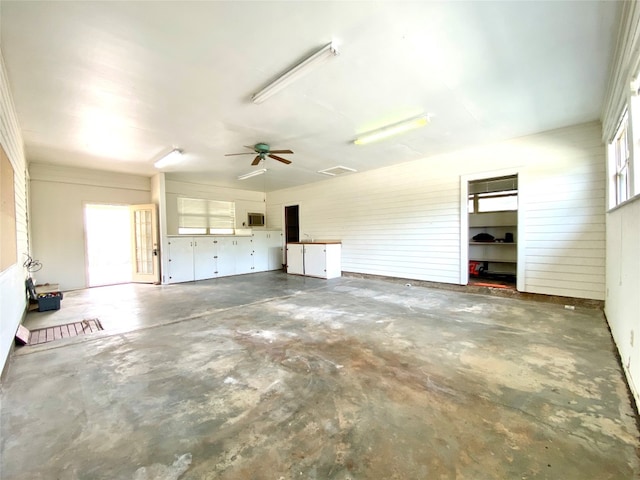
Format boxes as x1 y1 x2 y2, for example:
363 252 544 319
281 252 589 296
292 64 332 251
167 237 194 283
252 232 269 272
234 237 254 274
304 244 327 278
286 243 304 275
267 231 284 270
130 204 160 284
214 237 235 277
194 237 216 281
324 244 342 279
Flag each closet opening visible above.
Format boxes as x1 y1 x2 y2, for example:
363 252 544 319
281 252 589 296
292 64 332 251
467 175 518 289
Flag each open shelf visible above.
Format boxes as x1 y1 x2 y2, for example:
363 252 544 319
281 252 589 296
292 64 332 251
469 211 517 274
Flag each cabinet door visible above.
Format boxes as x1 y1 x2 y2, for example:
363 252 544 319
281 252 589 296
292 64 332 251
167 237 194 283
323 244 342 279
286 243 304 275
251 232 269 272
214 237 235 277
234 237 254 274
304 244 328 278
267 231 283 270
193 238 216 281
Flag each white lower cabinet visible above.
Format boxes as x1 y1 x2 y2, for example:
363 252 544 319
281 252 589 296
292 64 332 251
214 237 235 277
286 243 305 275
167 237 196 283
234 236 254 274
286 242 341 279
194 238 217 281
266 231 284 270
252 231 284 271
251 232 269 272
166 232 283 284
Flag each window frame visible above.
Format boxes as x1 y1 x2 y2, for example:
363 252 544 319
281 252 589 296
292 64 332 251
177 197 236 235
611 109 631 207
468 190 518 214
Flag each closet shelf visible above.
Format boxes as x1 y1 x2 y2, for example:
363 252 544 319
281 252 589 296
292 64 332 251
469 242 516 246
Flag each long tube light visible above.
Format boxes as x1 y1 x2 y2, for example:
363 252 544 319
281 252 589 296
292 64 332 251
154 148 183 168
238 168 267 180
251 42 339 104
354 115 430 145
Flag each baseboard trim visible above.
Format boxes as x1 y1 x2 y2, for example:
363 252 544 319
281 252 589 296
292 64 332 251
342 271 604 309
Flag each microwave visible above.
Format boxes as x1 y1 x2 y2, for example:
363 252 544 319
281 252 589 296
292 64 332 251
247 212 265 227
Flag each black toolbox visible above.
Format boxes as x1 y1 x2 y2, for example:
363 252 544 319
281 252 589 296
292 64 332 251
36 292 63 312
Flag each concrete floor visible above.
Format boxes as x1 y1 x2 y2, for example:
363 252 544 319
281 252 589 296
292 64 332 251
1 272 638 479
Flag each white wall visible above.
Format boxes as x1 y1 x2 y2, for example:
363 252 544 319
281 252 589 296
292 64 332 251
29 164 150 290
0 51 28 373
268 121 606 300
601 0 640 409
606 197 640 405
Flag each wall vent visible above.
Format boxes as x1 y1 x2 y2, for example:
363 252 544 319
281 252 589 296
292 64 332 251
318 166 357 176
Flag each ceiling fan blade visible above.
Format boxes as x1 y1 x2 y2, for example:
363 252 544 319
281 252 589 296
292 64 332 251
244 145 258 151
225 152 255 156
268 154 292 165
251 155 262 166
268 149 293 154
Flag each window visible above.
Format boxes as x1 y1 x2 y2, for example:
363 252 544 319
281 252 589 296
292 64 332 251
471 191 518 213
611 110 630 206
177 197 235 235
468 175 518 213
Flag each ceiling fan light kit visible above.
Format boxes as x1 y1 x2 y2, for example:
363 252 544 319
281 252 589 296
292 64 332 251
238 168 267 180
354 115 430 145
154 148 183 168
251 42 339 104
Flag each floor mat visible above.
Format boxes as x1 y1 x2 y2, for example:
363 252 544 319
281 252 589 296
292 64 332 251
27 319 103 346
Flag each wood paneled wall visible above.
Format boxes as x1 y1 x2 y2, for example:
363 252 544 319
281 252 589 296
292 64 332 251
268 122 605 300
0 51 28 373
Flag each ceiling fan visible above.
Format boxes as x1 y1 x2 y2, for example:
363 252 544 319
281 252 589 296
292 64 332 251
225 143 293 166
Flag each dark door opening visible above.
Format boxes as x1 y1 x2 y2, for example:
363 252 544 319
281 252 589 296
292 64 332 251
285 205 299 243
284 205 299 270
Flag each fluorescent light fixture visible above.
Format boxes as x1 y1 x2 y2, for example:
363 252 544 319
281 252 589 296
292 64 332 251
238 168 267 180
354 115 430 145
154 148 183 168
252 42 339 104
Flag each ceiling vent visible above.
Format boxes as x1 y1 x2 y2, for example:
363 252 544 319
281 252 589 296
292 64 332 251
318 166 357 176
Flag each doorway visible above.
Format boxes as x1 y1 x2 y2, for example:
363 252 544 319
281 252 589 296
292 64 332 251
285 205 299 243
467 175 518 289
85 204 132 287
284 205 299 270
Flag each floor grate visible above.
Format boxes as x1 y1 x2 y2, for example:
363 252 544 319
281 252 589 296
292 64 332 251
26 319 103 345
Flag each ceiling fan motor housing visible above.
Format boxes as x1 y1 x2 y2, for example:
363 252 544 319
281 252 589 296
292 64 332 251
254 143 270 153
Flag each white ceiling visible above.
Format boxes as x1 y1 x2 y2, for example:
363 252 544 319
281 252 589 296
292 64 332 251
0 1 622 192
